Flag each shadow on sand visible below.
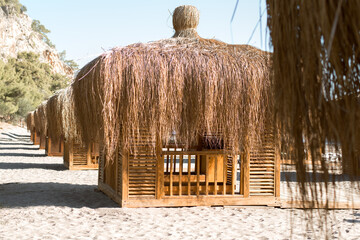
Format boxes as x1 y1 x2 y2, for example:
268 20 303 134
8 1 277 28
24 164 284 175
8 132 30 138
0 182 118 208
0 162 66 171
281 171 360 182
343 218 360 223
0 147 40 151
1 132 30 140
0 152 46 157
0 142 35 146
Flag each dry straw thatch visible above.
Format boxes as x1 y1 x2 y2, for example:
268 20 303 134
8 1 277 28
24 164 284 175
72 5 273 161
58 87 81 143
34 102 47 136
45 87 81 143
267 0 360 206
26 111 34 131
46 93 63 139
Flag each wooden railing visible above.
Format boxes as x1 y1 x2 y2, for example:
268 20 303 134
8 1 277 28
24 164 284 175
162 150 239 197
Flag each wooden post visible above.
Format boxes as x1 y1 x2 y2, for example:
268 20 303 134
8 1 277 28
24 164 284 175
214 155 217 195
188 155 191 196
223 154 227 195
86 144 92 166
60 139 64 154
47 137 52 155
205 157 209 195
275 144 281 198
115 146 119 194
179 155 183 196
170 155 173 196
231 155 236 195
196 155 200 196
156 135 164 199
69 142 74 168
243 148 250 198
122 150 129 201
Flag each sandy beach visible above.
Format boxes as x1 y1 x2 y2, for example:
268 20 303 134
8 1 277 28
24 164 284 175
1 125 360 239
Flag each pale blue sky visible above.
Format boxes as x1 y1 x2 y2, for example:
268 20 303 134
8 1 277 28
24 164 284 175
21 0 270 68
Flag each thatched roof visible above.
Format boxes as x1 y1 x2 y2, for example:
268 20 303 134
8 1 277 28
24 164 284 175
34 102 47 136
267 0 360 210
71 5 273 160
25 111 34 131
44 87 81 143
58 87 81 143
46 92 63 141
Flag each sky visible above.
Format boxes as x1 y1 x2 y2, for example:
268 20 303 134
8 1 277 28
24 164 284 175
21 0 270 68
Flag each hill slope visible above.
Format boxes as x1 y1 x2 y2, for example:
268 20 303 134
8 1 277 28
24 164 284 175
0 4 72 77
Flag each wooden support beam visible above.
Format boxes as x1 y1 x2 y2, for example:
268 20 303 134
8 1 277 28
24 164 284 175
179 155 183 196
169 154 173 196
188 155 191 196
275 143 281 198
115 146 119 194
231 155 236 195
122 150 129 200
205 158 209 195
196 155 200 196
47 137 52 156
214 156 217 195
156 136 163 199
223 154 227 195
86 144 92 166
243 149 250 198
69 142 74 168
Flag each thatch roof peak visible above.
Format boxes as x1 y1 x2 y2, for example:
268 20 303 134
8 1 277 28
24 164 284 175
172 5 199 38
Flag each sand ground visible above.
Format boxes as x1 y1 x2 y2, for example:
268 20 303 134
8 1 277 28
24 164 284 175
1 126 360 239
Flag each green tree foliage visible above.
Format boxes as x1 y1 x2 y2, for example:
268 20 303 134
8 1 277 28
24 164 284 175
0 0 26 14
31 19 55 48
0 60 19 116
59 50 79 71
0 52 69 120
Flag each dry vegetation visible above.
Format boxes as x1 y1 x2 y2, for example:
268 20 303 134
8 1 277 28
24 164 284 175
33 102 47 137
71 5 273 162
267 0 360 205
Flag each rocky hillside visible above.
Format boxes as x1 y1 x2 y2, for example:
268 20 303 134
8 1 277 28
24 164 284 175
0 5 73 77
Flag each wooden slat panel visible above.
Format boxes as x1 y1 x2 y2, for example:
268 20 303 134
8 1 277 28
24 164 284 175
128 129 156 197
249 130 276 196
99 147 104 182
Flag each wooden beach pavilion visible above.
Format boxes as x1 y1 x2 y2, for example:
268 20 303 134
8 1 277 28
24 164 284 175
71 5 280 207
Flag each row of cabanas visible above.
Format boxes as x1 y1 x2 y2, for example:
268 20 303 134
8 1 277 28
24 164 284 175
27 3 360 209
24 4 360 208
26 88 99 170
25 5 281 208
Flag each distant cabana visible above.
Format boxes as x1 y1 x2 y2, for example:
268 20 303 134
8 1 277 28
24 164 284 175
45 93 64 157
26 111 38 145
34 103 47 149
72 5 279 207
58 87 99 170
